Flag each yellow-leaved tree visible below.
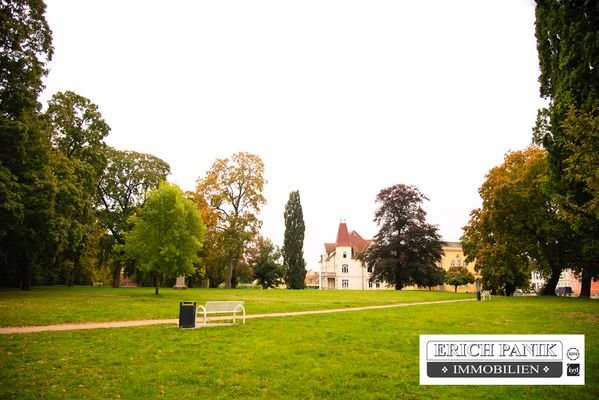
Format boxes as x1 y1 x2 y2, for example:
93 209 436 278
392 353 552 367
194 152 266 288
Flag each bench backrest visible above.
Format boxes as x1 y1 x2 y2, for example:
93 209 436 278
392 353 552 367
205 301 244 312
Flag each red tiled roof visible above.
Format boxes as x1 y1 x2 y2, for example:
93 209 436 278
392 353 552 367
326 222 373 257
324 243 336 254
336 222 351 247
349 230 373 256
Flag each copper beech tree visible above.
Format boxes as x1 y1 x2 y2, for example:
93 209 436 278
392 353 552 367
361 184 444 290
194 152 266 288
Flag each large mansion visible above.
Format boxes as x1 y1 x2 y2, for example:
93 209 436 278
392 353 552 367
318 221 479 292
319 221 377 290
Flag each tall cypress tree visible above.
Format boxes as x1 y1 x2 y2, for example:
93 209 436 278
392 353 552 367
283 190 306 289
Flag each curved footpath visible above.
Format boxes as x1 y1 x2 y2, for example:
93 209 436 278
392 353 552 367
0 298 475 335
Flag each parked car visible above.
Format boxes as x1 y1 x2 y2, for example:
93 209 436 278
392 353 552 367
555 286 573 296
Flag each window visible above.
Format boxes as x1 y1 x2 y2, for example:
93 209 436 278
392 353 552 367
368 281 373 288
451 260 455 267
342 279 349 289
367 265 373 273
375 281 381 289
343 252 347 259
342 264 349 273
457 260 462 267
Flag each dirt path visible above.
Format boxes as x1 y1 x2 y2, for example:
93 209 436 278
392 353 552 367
0 298 475 334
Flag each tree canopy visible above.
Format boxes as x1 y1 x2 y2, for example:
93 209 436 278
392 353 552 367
0 0 53 119
361 184 444 290
252 237 284 289
533 0 599 297
461 146 578 295
96 147 171 286
122 182 205 295
444 266 475 293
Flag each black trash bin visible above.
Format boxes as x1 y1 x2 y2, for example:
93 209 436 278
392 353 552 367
179 301 196 328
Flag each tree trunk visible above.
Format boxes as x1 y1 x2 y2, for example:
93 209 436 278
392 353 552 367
454 285 458 293
579 266 592 298
541 266 561 296
394 265 402 290
225 257 234 289
112 263 121 288
154 274 160 295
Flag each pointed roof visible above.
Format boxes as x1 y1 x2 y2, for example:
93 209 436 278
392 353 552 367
349 230 372 255
323 221 374 258
335 222 351 247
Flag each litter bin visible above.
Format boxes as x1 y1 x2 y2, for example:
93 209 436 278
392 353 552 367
179 301 196 328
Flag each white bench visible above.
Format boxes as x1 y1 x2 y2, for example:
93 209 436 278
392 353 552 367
196 301 246 327
481 290 491 301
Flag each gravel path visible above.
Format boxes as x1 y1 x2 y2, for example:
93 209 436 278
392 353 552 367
0 298 475 334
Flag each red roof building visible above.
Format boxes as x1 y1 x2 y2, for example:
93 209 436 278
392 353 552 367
319 221 379 290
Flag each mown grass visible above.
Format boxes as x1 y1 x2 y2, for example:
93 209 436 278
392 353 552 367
0 293 597 399
0 286 471 327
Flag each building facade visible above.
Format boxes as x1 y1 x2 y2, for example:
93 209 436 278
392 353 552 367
319 222 480 292
318 221 382 290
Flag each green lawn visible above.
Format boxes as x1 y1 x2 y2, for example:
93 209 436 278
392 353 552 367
0 286 472 327
0 289 597 399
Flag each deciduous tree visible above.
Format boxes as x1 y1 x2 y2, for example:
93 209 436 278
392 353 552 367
0 0 53 119
361 184 444 290
533 0 599 297
122 182 205 295
194 152 266 288
461 147 578 296
44 91 109 285
252 237 284 289
96 147 170 287
444 266 475 293
0 0 55 289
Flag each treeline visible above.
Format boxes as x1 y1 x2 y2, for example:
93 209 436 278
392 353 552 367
0 1 308 291
462 1 598 297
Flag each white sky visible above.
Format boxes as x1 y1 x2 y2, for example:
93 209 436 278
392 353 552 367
41 0 543 270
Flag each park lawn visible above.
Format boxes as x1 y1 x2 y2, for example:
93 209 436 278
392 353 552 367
0 295 597 399
0 286 472 327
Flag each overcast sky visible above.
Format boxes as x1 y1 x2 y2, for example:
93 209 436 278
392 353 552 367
41 0 543 270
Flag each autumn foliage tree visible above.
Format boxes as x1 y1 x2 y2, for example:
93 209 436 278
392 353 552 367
361 184 444 290
461 147 578 295
194 152 266 288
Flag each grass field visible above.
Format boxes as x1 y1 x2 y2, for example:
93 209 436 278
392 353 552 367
0 286 472 327
0 287 597 399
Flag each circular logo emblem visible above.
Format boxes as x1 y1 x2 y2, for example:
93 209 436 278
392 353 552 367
567 347 580 361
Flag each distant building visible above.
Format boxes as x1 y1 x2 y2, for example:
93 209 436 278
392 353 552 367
533 269 599 296
436 241 479 293
319 222 480 291
305 270 319 289
318 221 382 290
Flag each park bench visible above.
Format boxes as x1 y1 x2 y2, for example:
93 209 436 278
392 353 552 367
481 290 491 301
196 301 246 327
